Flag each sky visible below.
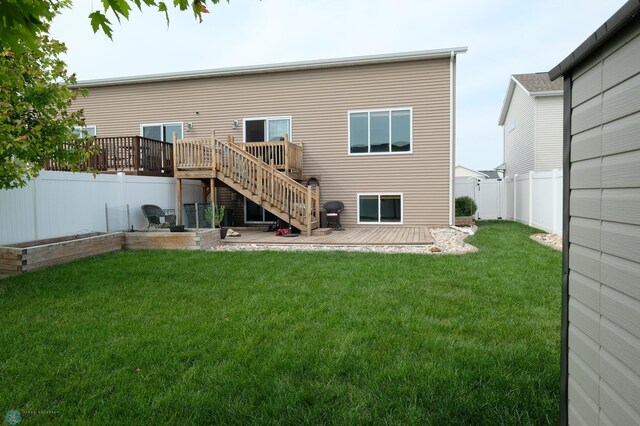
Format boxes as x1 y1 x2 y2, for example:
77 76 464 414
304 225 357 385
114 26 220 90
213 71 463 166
50 0 627 171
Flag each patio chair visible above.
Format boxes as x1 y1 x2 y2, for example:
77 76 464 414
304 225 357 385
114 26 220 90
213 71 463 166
141 204 176 228
323 200 344 231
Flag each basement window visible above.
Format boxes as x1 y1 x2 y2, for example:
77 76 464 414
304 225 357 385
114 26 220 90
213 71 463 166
357 193 403 224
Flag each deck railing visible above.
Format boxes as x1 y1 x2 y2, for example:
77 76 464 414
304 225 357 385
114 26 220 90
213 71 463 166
237 135 303 175
174 137 213 169
46 136 173 176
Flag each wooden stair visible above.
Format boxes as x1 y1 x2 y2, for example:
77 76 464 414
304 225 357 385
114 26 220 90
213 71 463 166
174 134 320 235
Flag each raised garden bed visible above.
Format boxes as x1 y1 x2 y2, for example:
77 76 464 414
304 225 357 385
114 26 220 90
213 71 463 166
455 216 476 227
0 232 123 275
124 229 219 251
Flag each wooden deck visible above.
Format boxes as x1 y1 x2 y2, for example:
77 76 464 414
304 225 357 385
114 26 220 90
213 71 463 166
222 227 434 246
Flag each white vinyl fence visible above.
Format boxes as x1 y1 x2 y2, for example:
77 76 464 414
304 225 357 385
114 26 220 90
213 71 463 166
0 171 202 245
455 169 563 235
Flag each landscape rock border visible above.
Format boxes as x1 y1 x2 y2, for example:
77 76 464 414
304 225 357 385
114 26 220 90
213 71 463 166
530 233 562 251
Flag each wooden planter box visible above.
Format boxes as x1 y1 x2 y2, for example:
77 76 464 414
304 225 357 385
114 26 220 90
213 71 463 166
455 216 476 227
124 229 219 250
0 232 124 275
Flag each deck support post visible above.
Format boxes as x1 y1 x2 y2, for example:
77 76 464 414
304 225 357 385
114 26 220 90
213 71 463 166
306 184 312 236
212 179 218 206
177 178 183 225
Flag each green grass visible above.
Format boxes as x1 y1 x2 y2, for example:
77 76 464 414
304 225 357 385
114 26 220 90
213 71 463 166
0 221 561 425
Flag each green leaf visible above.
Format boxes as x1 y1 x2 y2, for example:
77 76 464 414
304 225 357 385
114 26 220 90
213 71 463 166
89 11 113 39
158 2 170 27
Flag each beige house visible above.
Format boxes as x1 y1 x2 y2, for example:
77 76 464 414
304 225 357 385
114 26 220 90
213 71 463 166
72 48 466 231
498 72 563 178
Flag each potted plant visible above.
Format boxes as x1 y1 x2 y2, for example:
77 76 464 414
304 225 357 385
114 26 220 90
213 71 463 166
205 204 226 238
455 196 478 226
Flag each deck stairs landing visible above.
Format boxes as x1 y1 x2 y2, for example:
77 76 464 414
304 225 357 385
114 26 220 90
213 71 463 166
174 134 320 235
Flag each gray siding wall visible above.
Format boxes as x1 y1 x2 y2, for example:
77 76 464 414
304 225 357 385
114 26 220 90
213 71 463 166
535 95 563 171
73 58 453 226
503 85 535 177
568 21 640 425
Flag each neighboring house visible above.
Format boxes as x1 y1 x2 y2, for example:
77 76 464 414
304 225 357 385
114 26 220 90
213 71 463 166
455 165 489 179
478 170 501 179
498 72 563 177
72 48 467 229
549 1 640 425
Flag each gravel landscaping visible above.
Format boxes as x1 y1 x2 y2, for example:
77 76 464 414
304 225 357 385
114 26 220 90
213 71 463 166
531 233 562 251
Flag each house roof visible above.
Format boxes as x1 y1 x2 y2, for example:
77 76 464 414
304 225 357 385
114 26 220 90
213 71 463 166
498 72 563 125
479 170 501 179
512 73 564 93
455 165 489 178
549 0 640 80
74 47 468 88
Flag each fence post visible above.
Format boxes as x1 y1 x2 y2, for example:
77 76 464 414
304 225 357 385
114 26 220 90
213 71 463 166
529 171 533 227
513 174 517 222
195 203 199 230
32 177 39 240
105 203 109 232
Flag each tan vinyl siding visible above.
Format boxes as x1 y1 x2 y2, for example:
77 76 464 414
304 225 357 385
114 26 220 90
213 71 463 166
567 21 640 424
534 96 563 171
74 58 452 226
503 85 534 177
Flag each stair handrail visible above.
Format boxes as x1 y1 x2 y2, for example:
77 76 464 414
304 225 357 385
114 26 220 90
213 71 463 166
213 137 319 232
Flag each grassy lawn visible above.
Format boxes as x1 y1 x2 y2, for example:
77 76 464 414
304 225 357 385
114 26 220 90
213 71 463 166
0 221 561 424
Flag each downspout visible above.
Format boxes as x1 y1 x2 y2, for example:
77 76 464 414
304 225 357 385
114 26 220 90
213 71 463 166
449 51 456 226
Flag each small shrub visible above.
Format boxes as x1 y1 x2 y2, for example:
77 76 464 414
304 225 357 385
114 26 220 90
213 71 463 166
455 196 478 216
204 204 225 228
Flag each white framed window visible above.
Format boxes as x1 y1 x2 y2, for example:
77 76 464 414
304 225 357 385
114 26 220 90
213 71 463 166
357 193 403 224
73 126 96 138
348 108 412 155
243 116 292 142
140 122 183 143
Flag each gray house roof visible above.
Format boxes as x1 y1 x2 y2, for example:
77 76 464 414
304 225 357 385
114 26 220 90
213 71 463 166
498 72 563 125
479 170 501 179
512 73 564 93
